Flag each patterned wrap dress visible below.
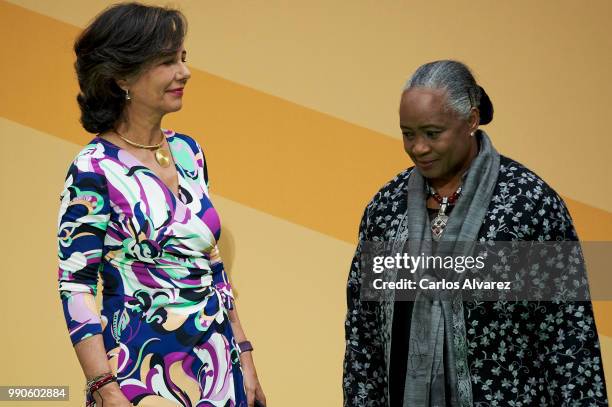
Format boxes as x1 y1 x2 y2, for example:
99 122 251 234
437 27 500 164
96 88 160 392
343 155 608 406
57 130 247 406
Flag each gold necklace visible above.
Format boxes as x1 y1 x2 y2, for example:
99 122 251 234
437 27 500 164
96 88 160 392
115 129 171 168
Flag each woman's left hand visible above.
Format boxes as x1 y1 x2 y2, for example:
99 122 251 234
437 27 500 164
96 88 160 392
240 351 266 407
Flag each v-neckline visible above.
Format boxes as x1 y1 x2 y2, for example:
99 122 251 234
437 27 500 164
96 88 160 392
95 132 182 202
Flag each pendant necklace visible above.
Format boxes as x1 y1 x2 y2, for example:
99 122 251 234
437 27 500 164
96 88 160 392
115 129 171 168
427 183 462 241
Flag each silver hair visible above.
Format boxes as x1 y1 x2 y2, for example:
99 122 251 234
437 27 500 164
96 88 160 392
403 60 482 120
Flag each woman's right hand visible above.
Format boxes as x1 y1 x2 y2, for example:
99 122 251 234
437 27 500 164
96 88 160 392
93 382 133 406
72 335 132 406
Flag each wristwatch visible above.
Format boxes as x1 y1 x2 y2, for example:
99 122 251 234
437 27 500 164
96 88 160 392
236 340 253 354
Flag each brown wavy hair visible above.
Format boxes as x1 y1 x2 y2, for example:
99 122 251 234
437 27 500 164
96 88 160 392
74 2 187 133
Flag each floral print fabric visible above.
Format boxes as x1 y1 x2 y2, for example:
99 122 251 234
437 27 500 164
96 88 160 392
343 155 608 406
57 130 246 406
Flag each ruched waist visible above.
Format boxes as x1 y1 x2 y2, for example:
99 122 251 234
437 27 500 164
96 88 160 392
99 255 235 327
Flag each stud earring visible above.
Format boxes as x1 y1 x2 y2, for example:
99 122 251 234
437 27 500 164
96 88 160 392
470 131 475 137
125 89 131 101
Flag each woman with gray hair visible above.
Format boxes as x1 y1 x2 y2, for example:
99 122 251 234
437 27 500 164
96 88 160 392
343 60 607 406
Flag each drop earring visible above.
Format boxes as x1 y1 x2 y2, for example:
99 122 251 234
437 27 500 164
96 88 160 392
125 89 131 101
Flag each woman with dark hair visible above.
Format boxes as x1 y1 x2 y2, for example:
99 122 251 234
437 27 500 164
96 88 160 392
57 3 265 406
342 60 608 406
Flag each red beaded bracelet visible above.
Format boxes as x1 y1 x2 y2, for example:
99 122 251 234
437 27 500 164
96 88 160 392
85 372 117 406
90 374 116 394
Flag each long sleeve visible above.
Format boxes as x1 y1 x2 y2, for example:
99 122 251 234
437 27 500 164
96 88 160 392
343 204 388 407
57 155 110 345
534 191 608 405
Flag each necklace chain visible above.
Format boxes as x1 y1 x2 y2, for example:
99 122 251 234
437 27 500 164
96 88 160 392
426 183 462 205
114 129 165 149
426 182 462 241
112 129 171 168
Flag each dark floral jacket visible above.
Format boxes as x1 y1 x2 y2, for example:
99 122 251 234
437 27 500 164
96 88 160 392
343 155 608 406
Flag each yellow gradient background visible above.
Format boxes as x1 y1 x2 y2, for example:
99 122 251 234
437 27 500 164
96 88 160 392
0 1 611 406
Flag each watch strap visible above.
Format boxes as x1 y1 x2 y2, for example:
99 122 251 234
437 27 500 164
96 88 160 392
237 340 253 354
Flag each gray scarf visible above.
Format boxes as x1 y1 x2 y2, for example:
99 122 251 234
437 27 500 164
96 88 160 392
395 131 500 406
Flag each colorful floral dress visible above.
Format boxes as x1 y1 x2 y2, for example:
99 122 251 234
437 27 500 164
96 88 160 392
57 130 246 406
